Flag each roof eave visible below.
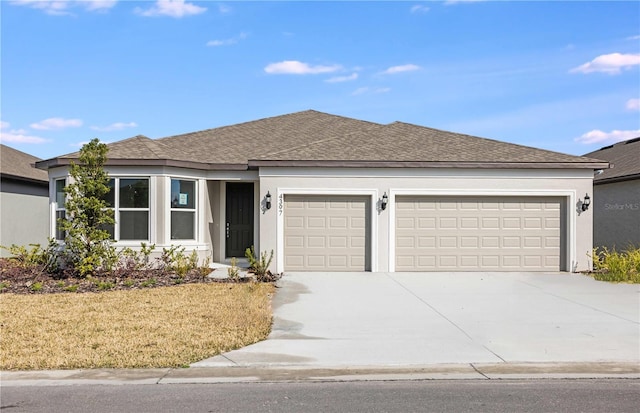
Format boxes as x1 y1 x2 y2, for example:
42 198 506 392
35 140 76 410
594 173 640 185
35 158 249 171
248 160 611 169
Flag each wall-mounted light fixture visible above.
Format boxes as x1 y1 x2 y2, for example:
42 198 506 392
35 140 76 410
581 193 591 211
381 192 388 211
265 191 272 210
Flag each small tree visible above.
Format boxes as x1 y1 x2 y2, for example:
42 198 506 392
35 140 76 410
59 138 115 276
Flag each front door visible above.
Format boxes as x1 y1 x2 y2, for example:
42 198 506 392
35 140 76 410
225 182 254 257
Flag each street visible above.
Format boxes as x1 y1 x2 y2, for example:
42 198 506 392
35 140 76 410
2 379 639 413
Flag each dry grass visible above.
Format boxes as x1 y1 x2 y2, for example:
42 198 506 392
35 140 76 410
0 283 274 370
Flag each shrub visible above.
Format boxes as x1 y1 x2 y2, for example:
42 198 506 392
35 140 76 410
227 257 240 280
160 246 199 278
2 239 60 273
591 246 640 283
245 246 277 282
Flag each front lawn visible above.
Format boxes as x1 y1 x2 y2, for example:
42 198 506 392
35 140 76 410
0 283 274 370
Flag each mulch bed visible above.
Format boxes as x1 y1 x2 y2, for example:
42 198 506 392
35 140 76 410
0 258 240 294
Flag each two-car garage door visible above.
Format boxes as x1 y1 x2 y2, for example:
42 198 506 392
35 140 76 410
395 196 564 271
283 194 564 272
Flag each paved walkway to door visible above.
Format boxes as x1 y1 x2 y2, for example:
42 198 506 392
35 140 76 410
193 272 640 368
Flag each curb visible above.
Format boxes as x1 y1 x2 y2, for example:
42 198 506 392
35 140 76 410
2 362 639 386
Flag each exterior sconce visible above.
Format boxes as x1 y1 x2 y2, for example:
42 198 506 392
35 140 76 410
265 191 272 210
581 193 591 211
381 192 388 211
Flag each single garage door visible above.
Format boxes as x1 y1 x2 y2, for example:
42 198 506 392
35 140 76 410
395 196 564 271
284 195 370 271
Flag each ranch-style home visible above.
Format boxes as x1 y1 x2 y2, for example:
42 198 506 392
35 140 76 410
36 110 608 273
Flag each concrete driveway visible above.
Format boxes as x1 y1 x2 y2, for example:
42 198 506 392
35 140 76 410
194 272 640 368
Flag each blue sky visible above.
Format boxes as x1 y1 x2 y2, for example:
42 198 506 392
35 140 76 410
1 0 639 160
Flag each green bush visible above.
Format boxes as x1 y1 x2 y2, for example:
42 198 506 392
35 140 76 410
245 246 275 282
591 246 640 283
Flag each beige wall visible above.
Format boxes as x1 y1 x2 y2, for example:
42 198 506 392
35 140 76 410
259 167 595 273
0 191 50 256
593 180 640 250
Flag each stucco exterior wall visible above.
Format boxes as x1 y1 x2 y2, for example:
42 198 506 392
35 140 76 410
259 167 595 273
593 179 640 250
0 190 50 257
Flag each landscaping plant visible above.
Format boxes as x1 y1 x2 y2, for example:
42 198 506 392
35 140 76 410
590 246 640 283
58 138 116 276
245 246 278 282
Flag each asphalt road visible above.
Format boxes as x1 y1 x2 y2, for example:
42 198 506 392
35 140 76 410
2 379 639 413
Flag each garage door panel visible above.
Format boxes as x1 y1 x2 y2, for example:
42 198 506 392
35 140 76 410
284 195 370 271
395 196 564 272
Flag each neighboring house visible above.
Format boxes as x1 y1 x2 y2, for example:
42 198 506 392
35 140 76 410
36 110 608 273
0 144 50 257
584 138 640 251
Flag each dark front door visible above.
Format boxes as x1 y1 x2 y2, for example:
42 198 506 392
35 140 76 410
226 182 254 257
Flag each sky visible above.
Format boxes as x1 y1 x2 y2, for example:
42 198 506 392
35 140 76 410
1 0 639 161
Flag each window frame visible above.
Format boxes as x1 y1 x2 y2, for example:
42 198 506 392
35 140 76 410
104 177 151 242
169 178 197 241
54 178 66 240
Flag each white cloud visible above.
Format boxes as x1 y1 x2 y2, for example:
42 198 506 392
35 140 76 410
570 53 640 75
264 60 341 75
0 122 48 144
575 129 640 145
10 0 73 15
207 32 248 47
218 3 231 14
82 0 118 11
135 0 206 18
10 0 117 15
325 73 358 83
626 35 640 41
351 87 391 96
626 98 640 111
30 117 83 130
445 0 485 5
90 121 137 132
381 64 420 75
410 5 429 13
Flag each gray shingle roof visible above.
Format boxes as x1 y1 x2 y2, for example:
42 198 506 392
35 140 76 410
583 137 640 183
37 110 609 170
1 144 48 183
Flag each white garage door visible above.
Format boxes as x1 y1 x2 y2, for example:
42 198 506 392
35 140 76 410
395 196 564 271
284 195 370 271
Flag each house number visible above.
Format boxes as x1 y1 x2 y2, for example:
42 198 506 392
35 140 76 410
278 194 284 215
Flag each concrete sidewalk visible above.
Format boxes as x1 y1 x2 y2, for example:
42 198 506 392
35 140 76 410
195 272 640 368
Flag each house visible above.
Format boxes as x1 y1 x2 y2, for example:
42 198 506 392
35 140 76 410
36 110 608 273
1 144 50 256
584 138 640 251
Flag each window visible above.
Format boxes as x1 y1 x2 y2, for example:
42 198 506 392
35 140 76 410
55 179 66 240
102 178 150 241
170 179 196 240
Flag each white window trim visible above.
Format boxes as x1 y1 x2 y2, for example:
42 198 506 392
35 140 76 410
168 177 198 242
387 189 576 273
108 176 152 244
275 188 379 273
53 178 66 240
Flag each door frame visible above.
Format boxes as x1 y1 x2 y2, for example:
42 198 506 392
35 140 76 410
225 182 255 258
